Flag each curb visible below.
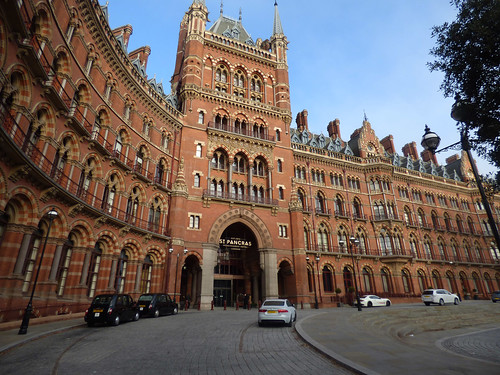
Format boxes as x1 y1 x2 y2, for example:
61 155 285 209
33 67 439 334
295 312 380 375
0 322 86 354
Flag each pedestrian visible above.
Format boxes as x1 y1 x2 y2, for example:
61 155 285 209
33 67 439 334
244 293 249 309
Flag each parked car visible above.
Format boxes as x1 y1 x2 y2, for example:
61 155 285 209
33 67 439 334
84 294 140 326
422 289 459 306
137 293 178 317
491 291 500 303
258 299 296 327
359 295 391 307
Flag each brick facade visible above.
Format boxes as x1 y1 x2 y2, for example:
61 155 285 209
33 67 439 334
0 0 498 322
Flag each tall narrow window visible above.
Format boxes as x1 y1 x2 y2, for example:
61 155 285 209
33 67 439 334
148 197 161 232
87 243 102 297
381 268 390 293
322 266 333 292
362 267 372 292
114 131 123 157
56 236 74 296
115 250 128 293
140 255 153 293
22 229 43 293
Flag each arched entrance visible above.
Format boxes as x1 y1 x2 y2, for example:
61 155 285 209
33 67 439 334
213 223 261 307
179 254 201 309
277 260 295 298
343 266 354 305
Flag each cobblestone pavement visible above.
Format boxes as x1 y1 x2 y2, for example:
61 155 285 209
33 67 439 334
438 327 500 365
0 309 353 375
1 302 499 375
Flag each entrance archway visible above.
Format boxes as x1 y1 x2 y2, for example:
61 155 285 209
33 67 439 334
278 260 295 298
213 223 261 307
179 254 201 309
343 266 354 305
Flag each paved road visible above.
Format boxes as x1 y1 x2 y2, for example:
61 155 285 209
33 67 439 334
1 302 499 375
0 309 353 375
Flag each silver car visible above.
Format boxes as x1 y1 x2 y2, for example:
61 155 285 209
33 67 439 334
258 299 296 327
422 289 459 306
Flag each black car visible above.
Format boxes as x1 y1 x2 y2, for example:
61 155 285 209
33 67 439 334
84 294 140 326
491 291 500 303
137 293 179 318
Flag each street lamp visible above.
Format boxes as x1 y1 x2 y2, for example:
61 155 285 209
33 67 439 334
420 98 500 256
19 208 58 335
340 237 362 311
306 255 319 309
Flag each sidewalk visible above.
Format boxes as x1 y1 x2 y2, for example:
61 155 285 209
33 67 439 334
0 313 85 354
295 302 500 375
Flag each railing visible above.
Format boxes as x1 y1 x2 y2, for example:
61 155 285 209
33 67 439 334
202 189 278 206
207 121 275 142
0 104 169 236
315 208 331 216
371 213 400 221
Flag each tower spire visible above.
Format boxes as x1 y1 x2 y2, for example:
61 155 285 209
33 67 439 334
273 1 283 35
220 0 223 16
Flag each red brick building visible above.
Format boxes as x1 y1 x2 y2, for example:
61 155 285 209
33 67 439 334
0 0 498 322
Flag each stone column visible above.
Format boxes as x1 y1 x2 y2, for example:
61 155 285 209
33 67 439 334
80 252 91 285
200 243 218 309
13 232 33 274
49 244 64 281
108 259 117 289
134 264 142 292
260 248 278 299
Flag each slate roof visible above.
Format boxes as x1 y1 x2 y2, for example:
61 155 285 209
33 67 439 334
291 127 463 181
208 14 255 46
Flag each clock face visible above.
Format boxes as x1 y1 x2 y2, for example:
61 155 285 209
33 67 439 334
367 144 374 151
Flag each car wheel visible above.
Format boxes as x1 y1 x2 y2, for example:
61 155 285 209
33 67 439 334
424 302 431 306
454 298 459 305
294 312 297 322
154 309 160 318
493 300 497 303
173 306 178 315
87 322 94 327
439 298 445 306
367 301 373 307
112 315 120 326
133 312 140 321
258 321 263 327
287 317 293 327
386 301 391 306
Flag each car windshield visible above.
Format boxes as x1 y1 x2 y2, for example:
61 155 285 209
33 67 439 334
92 295 112 305
138 295 153 302
422 290 434 295
263 300 285 306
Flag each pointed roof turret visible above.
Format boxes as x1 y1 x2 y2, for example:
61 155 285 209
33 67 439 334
192 0 206 5
273 1 284 35
208 6 255 45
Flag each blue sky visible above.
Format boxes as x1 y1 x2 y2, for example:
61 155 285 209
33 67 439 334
105 0 497 175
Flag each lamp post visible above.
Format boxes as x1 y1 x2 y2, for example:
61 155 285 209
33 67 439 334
306 256 319 309
19 208 58 335
340 237 362 311
420 98 500 257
